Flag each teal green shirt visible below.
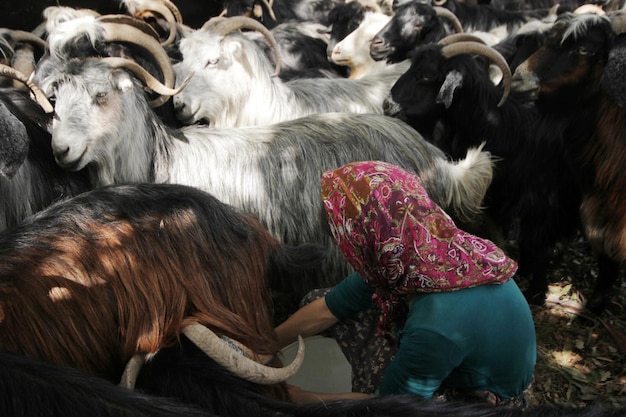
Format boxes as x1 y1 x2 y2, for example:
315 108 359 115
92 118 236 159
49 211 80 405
325 273 536 400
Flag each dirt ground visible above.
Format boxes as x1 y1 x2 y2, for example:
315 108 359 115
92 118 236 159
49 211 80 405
519 234 626 408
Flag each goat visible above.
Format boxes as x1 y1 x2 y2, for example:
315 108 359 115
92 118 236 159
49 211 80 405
246 20 348 79
0 65 91 231
325 1 373 57
328 9 398 79
511 12 626 315
33 40 493 317
172 15 408 127
389 37 587 316
370 2 465 63
0 182 320 391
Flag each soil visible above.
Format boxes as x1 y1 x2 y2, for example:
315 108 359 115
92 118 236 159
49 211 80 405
517 233 626 408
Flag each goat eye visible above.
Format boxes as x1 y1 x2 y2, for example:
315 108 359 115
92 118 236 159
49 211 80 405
576 47 591 56
205 58 219 68
94 92 108 105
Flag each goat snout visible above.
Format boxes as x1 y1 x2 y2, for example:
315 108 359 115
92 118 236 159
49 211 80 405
511 64 540 101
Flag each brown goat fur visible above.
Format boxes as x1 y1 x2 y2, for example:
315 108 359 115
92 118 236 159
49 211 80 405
0 183 325 383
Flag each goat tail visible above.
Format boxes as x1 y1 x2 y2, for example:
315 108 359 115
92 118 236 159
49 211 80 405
443 142 494 225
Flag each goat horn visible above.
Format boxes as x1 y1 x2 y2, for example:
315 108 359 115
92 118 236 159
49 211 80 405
440 41 511 107
97 14 161 40
2 30 48 51
0 64 54 113
130 0 183 46
119 353 146 389
96 16 175 90
609 10 626 34
100 57 192 107
202 16 281 77
182 323 305 385
573 4 606 15
437 33 487 46
434 7 464 33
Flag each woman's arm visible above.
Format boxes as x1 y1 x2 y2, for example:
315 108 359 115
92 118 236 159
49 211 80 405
275 296 339 349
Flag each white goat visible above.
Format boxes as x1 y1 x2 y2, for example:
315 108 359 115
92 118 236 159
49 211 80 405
35 54 493 311
172 17 409 127
329 10 398 79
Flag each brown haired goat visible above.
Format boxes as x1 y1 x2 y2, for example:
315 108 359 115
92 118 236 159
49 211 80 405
0 182 325 388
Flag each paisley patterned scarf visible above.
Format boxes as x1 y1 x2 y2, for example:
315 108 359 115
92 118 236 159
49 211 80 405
321 161 517 336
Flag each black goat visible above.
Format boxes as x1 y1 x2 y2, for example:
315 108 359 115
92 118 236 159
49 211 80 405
0 351 215 417
370 2 463 63
389 38 584 314
434 0 551 35
511 12 626 314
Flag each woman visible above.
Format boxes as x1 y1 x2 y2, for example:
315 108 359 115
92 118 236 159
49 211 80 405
276 161 536 406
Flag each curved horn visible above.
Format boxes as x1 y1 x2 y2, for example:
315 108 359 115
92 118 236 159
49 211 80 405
0 64 54 113
202 16 281 77
182 324 305 385
96 15 175 89
434 6 464 33
132 0 183 46
119 353 146 389
100 57 192 107
440 41 511 107
437 33 488 46
573 4 606 15
609 10 626 34
4 30 48 51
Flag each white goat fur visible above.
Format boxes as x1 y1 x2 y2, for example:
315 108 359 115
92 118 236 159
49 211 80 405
330 10 396 79
35 56 493 300
172 27 409 127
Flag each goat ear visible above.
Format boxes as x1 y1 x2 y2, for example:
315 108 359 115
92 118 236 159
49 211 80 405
0 102 29 179
436 70 463 109
111 69 135 93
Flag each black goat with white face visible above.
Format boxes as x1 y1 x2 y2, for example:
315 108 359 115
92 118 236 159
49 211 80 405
370 2 462 63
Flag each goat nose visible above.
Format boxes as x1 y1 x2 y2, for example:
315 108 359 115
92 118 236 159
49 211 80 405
53 144 70 159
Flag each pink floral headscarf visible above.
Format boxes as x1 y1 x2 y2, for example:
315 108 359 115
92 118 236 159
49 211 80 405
321 161 517 336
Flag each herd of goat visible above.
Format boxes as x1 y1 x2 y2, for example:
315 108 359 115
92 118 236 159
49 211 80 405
0 0 625 415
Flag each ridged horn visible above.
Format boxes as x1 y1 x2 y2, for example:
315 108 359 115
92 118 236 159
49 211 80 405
440 41 511 107
100 56 192 107
202 16 281 77
131 0 183 46
0 64 54 113
434 6 464 33
437 33 487 46
119 353 146 389
182 323 305 385
4 30 48 51
96 15 175 89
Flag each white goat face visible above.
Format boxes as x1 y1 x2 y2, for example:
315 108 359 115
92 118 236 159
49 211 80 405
41 63 133 172
173 31 263 126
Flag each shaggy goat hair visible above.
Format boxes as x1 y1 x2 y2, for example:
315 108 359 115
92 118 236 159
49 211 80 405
2 344 625 417
33 50 493 316
172 19 407 127
0 182 326 383
511 12 626 315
